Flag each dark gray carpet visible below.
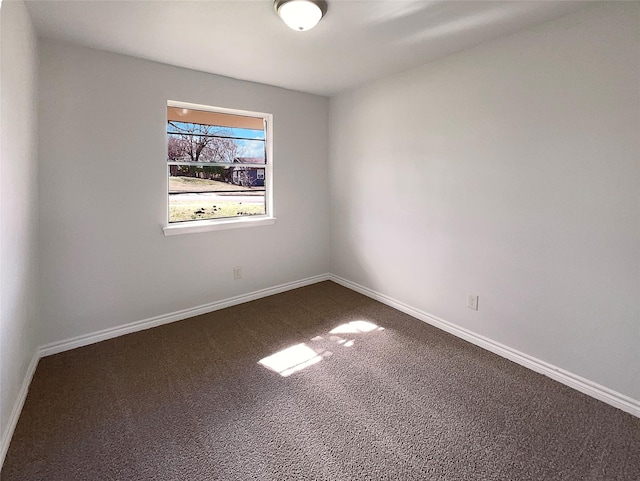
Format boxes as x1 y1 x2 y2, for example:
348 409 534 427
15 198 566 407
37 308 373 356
2 281 639 480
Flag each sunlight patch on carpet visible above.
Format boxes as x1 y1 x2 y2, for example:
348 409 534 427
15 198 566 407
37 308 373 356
330 320 384 334
258 320 385 377
258 343 323 377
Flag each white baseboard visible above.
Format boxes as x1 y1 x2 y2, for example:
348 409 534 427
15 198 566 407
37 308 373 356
40 273 331 357
329 274 640 419
0 351 39 469
3 271 638 472
1 273 330 471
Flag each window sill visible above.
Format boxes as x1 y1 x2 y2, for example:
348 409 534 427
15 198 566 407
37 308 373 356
163 216 276 236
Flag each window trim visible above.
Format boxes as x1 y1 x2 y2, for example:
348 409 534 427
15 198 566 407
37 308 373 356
163 100 275 236
163 216 276 236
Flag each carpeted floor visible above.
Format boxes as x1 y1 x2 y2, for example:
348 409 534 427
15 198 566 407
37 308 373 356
2 281 639 480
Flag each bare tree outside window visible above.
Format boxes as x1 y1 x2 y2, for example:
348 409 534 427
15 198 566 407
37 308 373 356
168 122 239 163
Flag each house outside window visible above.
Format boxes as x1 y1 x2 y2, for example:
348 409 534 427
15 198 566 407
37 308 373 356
163 101 274 235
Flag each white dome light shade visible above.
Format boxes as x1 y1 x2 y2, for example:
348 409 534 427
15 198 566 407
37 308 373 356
276 0 326 31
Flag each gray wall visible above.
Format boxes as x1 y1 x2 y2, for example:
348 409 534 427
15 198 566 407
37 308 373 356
3 4 639 462
329 2 640 399
0 0 39 459
38 40 330 345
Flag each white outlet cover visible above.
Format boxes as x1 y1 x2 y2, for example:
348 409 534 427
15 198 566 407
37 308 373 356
467 293 478 311
233 266 242 279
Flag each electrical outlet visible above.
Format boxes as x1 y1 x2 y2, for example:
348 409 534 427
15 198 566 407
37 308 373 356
467 293 479 311
233 266 242 280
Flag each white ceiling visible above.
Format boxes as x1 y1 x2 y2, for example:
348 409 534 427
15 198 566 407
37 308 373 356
25 0 590 97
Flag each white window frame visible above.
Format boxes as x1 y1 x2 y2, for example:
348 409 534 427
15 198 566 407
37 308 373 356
163 100 275 236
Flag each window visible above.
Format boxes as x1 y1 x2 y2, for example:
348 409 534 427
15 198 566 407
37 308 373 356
163 101 274 235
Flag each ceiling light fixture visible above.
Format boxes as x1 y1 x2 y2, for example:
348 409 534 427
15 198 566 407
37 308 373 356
274 0 327 32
